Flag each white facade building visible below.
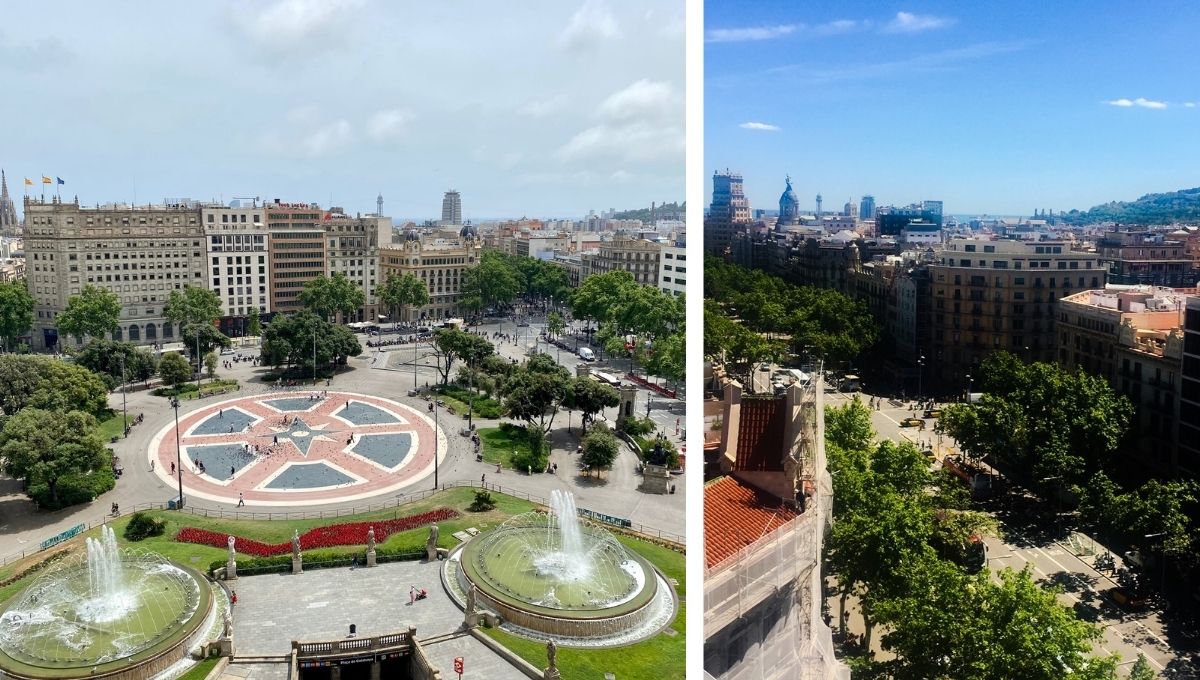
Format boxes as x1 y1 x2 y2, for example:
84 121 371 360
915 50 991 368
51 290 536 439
201 205 270 321
659 242 687 297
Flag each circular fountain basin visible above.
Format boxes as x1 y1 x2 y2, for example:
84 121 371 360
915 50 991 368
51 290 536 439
454 507 674 642
0 555 212 680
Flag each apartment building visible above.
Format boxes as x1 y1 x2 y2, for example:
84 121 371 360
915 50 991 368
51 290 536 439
201 205 269 336
1058 286 1190 475
1178 297 1200 476
24 197 205 350
324 209 389 323
1098 229 1194 287
586 234 661 286
928 238 1105 388
658 241 686 296
378 225 481 322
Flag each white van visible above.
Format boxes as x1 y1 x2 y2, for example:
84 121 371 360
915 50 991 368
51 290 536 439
578 347 595 361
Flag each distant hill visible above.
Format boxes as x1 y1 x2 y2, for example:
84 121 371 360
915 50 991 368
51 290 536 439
611 201 685 222
1062 187 1200 225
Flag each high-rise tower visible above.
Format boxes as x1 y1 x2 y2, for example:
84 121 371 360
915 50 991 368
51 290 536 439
376 193 384 216
704 170 751 255
0 170 19 237
859 195 876 220
441 190 462 226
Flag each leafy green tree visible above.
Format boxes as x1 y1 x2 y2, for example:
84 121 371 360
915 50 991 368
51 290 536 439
57 284 121 344
873 562 1118 680
28 360 110 417
644 331 686 384
0 279 34 351
164 286 222 329
247 307 262 337
572 270 638 328
564 376 620 434
502 354 570 457
1129 654 1157 680
260 311 363 373
429 328 495 386
461 251 521 314
546 311 565 338
704 299 787 372
74 339 159 389
376 272 429 325
0 408 108 507
181 323 231 367
158 352 192 387
298 273 366 322
581 423 621 477
204 352 218 381
1079 472 1197 558
825 396 875 453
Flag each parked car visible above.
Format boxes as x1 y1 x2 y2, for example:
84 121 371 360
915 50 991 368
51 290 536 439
900 417 924 428
578 347 595 361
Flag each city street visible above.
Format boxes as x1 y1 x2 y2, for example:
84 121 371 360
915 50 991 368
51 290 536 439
825 387 1200 677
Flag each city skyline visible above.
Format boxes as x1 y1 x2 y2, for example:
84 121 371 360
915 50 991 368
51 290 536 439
705 1 1200 216
2 0 683 221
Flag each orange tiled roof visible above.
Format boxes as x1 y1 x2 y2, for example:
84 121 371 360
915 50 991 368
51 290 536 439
704 476 798 569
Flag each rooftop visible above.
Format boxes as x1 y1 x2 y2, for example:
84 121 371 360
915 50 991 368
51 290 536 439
704 475 799 569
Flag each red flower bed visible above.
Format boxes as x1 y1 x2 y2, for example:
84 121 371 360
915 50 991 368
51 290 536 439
174 508 459 556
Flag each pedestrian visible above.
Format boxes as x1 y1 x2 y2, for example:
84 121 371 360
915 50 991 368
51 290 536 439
409 585 415 605
231 591 237 607
150 459 155 471
230 465 235 478
219 409 223 418
237 492 245 507
170 461 176 474
273 435 278 445
482 473 486 485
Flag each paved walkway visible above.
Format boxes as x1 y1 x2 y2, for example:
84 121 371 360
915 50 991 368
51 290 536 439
230 559 527 680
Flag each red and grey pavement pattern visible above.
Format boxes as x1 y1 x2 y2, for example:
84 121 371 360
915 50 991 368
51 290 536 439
148 391 443 507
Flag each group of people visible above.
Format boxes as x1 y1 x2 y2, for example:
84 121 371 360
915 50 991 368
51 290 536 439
365 335 431 348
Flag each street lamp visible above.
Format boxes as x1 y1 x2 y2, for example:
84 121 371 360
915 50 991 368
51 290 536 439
917 353 926 405
312 326 318 385
965 373 973 404
433 399 440 490
467 355 475 428
170 397 185 509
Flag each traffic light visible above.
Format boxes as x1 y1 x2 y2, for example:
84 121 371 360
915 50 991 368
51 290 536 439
453 657 464 675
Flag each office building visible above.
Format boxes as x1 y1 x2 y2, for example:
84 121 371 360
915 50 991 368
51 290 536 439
705 170 751 255
1097 229 1195 287
658 239 687 297
859 195 875 221
201 205 269 337
24 197 205 350
441 190 462 226
266 201 326 315
928 238 1105 388
324 208 389 323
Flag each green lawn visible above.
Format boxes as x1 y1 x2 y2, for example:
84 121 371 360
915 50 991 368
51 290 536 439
434 384 504 419
0 488 536 605
482 536 686 680
177 657 219 680
97 411 131 441
477 423 535 468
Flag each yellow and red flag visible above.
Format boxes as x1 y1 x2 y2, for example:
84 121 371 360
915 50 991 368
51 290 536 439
41 176 52 184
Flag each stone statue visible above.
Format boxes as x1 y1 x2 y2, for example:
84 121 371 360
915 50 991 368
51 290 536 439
227 535 236 559
222 609 233 638
466 584 477 614
367 526 376 552
427 525 439 551
292 530 301 559
546 639 557 670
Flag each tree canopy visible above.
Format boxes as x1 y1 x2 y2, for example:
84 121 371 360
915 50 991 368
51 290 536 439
57 284 121 344
73 339 159 390
260 310 363 373
0 279 33 351
298 273 365 321
0 408 109 507
461 251 522 314
502 354 570 456
158 352 192 387
376 272 429 324
581 423 621 476
430 328 495 386
164 286 222 328
564 376 620 433
0 355 109 417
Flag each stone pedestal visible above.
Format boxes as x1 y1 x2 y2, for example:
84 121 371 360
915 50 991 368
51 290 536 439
226 558 237 581
366 549 376 567
292 557 303 574
616 385 638 429
544 668 561 680
639 463 671 494
575 364 590 379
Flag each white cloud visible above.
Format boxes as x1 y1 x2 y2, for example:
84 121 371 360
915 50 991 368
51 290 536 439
598 79 677 123
232 0 364 56
366 109 414 141
1106 97 1167 109
610 170 633 182
1186 102 1197 108
706 19 861 43
558 0 619 50
739 121 781 131
558 121 684 163
518 95 568 118
882 11 954 34
301 120 353 155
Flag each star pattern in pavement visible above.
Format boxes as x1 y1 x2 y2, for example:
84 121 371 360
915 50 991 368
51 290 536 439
278 417 325 457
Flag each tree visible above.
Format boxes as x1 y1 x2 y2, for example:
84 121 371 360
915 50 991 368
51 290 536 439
204 352 218 381
546 311 565 338
461 251 521 314
74 339 159 389
0 408 108 507
565 376 620 433
247 307 262 338
572 270 637 325
1129 654 1157 680
0 279 33 351
825 396 875 453
181 323 231 367
57 284 121 344
430 328 494 386
376 272 429 325
164 286 222 329
0 355 106 417
502 354 570 457
260 311 363 374
298 273 365 322
159 352 192 387
581 423 620 477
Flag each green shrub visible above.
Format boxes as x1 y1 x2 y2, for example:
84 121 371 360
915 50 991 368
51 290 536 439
511 436 548 474
621 415 656 437
124 512 166 541
29 468 116 510
469 490 496 512
436 384 504 418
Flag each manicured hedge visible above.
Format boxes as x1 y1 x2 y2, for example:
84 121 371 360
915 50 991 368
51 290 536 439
29 468 116 510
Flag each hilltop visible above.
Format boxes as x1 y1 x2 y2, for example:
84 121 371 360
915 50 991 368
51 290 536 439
1062 187 1200 225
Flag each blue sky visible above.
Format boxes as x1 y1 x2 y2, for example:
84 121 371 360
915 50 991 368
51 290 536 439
706 1 1200 216
2 1 682 222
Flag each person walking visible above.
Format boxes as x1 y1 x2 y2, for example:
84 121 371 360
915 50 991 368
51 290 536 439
237 492 245 507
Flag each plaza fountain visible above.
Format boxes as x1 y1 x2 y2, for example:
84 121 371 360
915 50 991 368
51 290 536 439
0 526 213 680
449 490 677 645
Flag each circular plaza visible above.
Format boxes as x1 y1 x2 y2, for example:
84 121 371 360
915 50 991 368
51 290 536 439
148 391 444 506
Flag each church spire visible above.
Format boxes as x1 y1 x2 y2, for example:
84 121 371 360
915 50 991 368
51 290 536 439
0 170 20 236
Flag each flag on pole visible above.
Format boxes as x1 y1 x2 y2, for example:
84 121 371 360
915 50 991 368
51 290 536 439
24 178 33 186
56 177 65 185
41 176 52 184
